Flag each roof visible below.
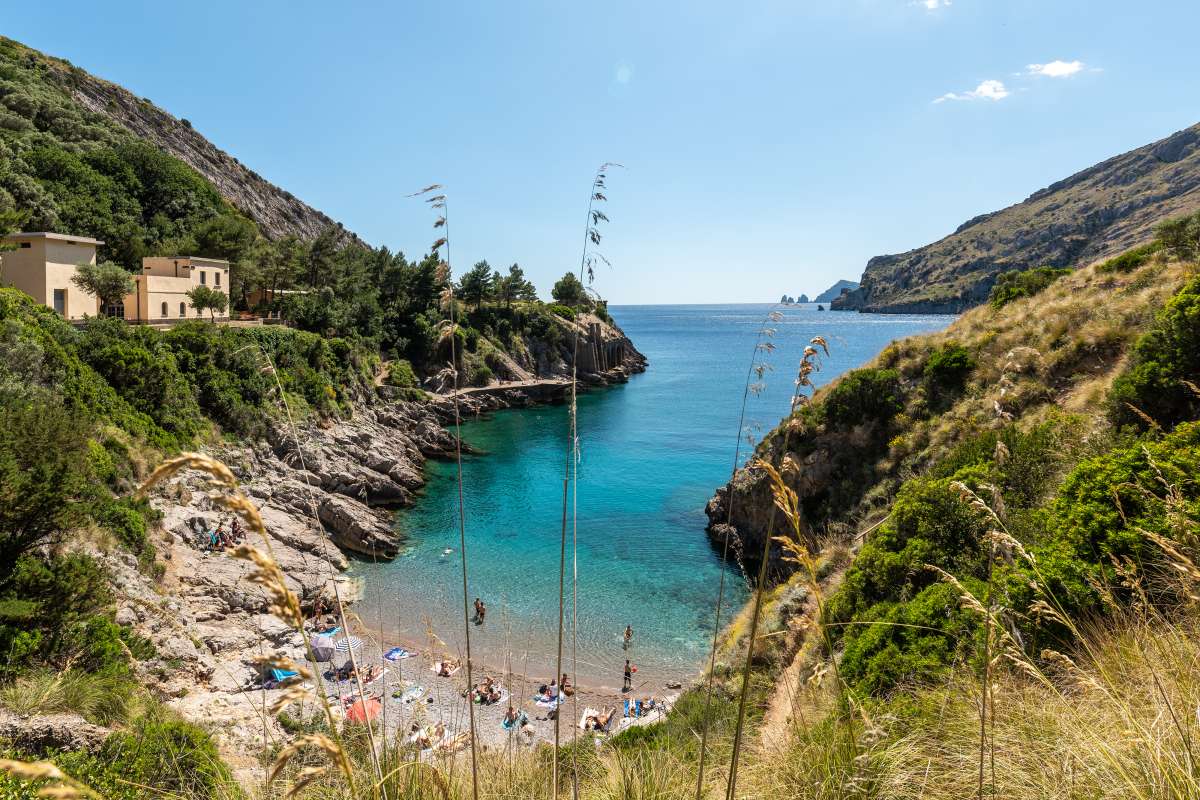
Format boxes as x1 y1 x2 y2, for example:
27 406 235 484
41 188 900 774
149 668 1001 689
158 255 231 266
5 231 104 246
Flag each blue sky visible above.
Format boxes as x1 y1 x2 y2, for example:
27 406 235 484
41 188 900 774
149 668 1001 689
5 0 1199 303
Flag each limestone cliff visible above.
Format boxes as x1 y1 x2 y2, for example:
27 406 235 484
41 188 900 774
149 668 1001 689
834 122 1200 313
38 50 361 244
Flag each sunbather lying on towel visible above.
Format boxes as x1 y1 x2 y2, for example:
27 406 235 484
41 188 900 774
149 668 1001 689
581 707 617 731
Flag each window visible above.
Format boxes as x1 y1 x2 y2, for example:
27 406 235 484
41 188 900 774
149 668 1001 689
179 302 186 317
18 242 30 249
161 302 168 318
199 271 206 285
215 271 221 287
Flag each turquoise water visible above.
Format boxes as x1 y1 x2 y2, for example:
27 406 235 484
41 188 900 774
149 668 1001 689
354 304 950 690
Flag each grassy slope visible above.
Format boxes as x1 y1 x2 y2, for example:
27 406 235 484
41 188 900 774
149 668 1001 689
834 122 1200 312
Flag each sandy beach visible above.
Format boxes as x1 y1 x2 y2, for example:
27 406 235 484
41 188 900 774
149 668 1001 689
304 615 680 750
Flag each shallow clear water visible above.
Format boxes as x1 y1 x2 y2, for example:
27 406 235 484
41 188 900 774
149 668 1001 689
353 304 950 691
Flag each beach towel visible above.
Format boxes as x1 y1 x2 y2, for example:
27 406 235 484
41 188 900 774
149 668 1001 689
534 693 564 708
394 685 424 703
430 661 460 677
384 646 416 661
501 711 528 731
623 699 631 718
270 668 299 683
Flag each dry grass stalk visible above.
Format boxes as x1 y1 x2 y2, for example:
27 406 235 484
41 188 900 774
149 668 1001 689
725 337 829 800
695 307 785 800
412 183 479 800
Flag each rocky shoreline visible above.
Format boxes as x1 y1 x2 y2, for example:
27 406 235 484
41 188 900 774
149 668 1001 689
91 317 647 776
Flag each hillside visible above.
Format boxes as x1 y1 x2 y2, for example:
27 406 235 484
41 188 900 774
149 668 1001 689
0 35 358 244
833 122 1200 312
813 278 858 303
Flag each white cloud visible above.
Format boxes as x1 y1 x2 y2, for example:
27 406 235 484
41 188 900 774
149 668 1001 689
934 79 1010 104
614 61 634 85
920 0 951 8
1026 59 1085 78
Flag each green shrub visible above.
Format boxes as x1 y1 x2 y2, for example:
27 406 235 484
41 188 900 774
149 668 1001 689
1155 210 1200 262
1098 241 1161 273
0 554 116 678
98 712 234 798
988 266 1071 309
820 368 903 428
1110 276 1200 430
385 358 418 388
922 342 975 407
467 363 493 386
0 711 234 799
77 318 205 447
547 303 576 320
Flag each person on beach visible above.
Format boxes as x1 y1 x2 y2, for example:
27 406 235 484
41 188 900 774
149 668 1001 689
622 659 633 692
473 598 482 620
624 625 633 649
478 600 487 624
504 706 519 727
560 673 574 697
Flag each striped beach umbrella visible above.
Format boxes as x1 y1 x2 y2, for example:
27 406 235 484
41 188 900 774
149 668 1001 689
334 636 363 653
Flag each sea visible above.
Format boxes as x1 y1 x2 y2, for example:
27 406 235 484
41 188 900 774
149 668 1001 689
352 304 951 691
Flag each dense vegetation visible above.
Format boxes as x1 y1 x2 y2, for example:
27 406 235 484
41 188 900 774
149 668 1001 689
0 37 596 383
740 214 1200 700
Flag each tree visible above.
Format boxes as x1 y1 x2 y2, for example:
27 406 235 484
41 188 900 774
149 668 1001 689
187 285 228 321
458 260 495 308
254 235 303 309
71 262 135 316
498 263 537 307
0 391 92 580
551 271 589 307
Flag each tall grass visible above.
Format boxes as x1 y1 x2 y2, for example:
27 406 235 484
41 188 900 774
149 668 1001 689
0 669 138 726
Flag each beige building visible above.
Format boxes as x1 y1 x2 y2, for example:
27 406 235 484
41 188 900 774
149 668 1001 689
125 256 231 322
0 232 103 319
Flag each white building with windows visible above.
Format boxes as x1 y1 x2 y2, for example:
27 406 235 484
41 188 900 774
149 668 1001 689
0 233 230 324
0 231 103 319
123 256 231 322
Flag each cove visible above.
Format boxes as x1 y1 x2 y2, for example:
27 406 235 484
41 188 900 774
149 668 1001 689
353 304 951 691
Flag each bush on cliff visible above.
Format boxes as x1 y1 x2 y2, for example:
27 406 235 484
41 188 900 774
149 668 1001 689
819 367 904 428
1098 241 1161 273
826 414 1200 696
922 341 974 408
988 266 1071 309
1109 275 1200 431
0 709 233 799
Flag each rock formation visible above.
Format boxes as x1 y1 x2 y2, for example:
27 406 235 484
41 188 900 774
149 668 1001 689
44 56 361 244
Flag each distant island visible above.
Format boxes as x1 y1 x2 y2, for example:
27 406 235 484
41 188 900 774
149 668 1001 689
779 294 810 304
814 279 859 303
